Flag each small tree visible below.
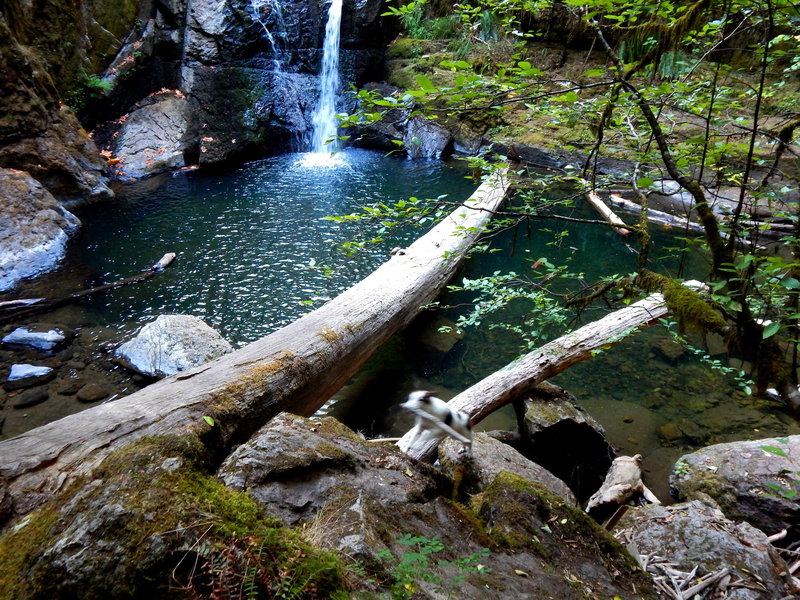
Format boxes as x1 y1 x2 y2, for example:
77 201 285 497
346 0 800 406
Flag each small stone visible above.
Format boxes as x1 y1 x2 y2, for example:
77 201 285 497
13 387 49 408
622 415 634 423
55 378 86 396
659 422 682 442
650 337 686 364
4 364 55 390
76 383 111 403
66 360 87 370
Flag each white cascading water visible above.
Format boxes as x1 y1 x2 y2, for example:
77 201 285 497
310 0 343 155
250 0 288 71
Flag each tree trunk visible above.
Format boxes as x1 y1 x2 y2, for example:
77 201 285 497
400 291 675 461
0 171 509 523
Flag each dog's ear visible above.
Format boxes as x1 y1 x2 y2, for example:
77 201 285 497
419 390 436 403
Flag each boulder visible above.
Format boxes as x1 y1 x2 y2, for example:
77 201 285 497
0 169 81 291
218 412 657 599
115 314 233 378
403 116 453 159
108 93 193 179
76 383 112 403
619 501 794 600
4 364 56 391
2 324 72 352
437 433 576 504
671 436 800 537
12 387 49 409
519 384 615 502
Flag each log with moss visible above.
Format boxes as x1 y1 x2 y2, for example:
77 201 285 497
0 170 510 526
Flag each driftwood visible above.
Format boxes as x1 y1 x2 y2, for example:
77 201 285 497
606 193 706 235
399 289 682 462
585 454 660 514
584 188 630 235
0 171 509 524
0 253 176 324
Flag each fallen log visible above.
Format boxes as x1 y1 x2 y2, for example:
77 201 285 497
0 170 509 524
399 289 681 462
583 188 630 236
0 253 176 324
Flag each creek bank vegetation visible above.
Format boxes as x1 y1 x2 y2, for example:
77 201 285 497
346 0 800 409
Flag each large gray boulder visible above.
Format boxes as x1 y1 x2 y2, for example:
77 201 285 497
619 501 793 600
404 116 454 159
671 436 800 537
218 412 656 599
0 168 81 291
109 93 193 179
438 433 577 505
115 314 233 377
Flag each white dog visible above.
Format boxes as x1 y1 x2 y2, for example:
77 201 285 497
397 390 473 454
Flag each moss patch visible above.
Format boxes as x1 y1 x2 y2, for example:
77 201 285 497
0 435 347 600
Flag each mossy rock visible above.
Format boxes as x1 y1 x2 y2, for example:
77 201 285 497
0 435 347 600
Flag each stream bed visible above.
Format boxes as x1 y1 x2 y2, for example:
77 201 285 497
2 148 798 501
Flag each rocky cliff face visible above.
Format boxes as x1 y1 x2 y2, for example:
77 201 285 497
0 0 395 289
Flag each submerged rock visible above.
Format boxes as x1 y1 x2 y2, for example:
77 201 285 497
0 169 81 291
619 500 794 600
671 436 800 538
115 314 233 378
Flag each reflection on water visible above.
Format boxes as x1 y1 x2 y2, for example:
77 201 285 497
73 149 477 343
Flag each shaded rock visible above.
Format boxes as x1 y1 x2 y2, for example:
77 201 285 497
219 413 657 599
108 93 193 179
12 387 49 409
520 385 615 502
671 436 800 537
76 383 112 403
54 378 86 396
619 501 794 600
404 116 453 159
2 324 72 352
659 421 682 442
438 433 576 504
115 314 232 377
4 364 56 391
649 336 685 364
0 168 81 291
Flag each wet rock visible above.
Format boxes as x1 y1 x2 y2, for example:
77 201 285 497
4 364 56 391
2 324 72 352
55 378 86 396
0 168 81 291
76 383 112 403
649 336 685 364
403 116 453 159
619 501 793 600
109 93 192 179
659 421 682 442
115 314 233 377
671 436 800 537
520 385 615 502
12 387 49 409
438 433 576 504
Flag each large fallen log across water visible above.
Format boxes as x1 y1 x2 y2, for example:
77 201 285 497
0 170 509 524
400 290 682 462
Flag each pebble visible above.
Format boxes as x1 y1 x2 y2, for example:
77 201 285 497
13 387 49 409
76 383 111 403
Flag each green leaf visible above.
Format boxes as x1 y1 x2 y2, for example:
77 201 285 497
203 415 215 427
761 445 788 458
762 321 781 339
783 277 800 289
636 177 654 188
416 75 436 93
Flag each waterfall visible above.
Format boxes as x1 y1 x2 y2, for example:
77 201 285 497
250 0 288 71
310 0 343 154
